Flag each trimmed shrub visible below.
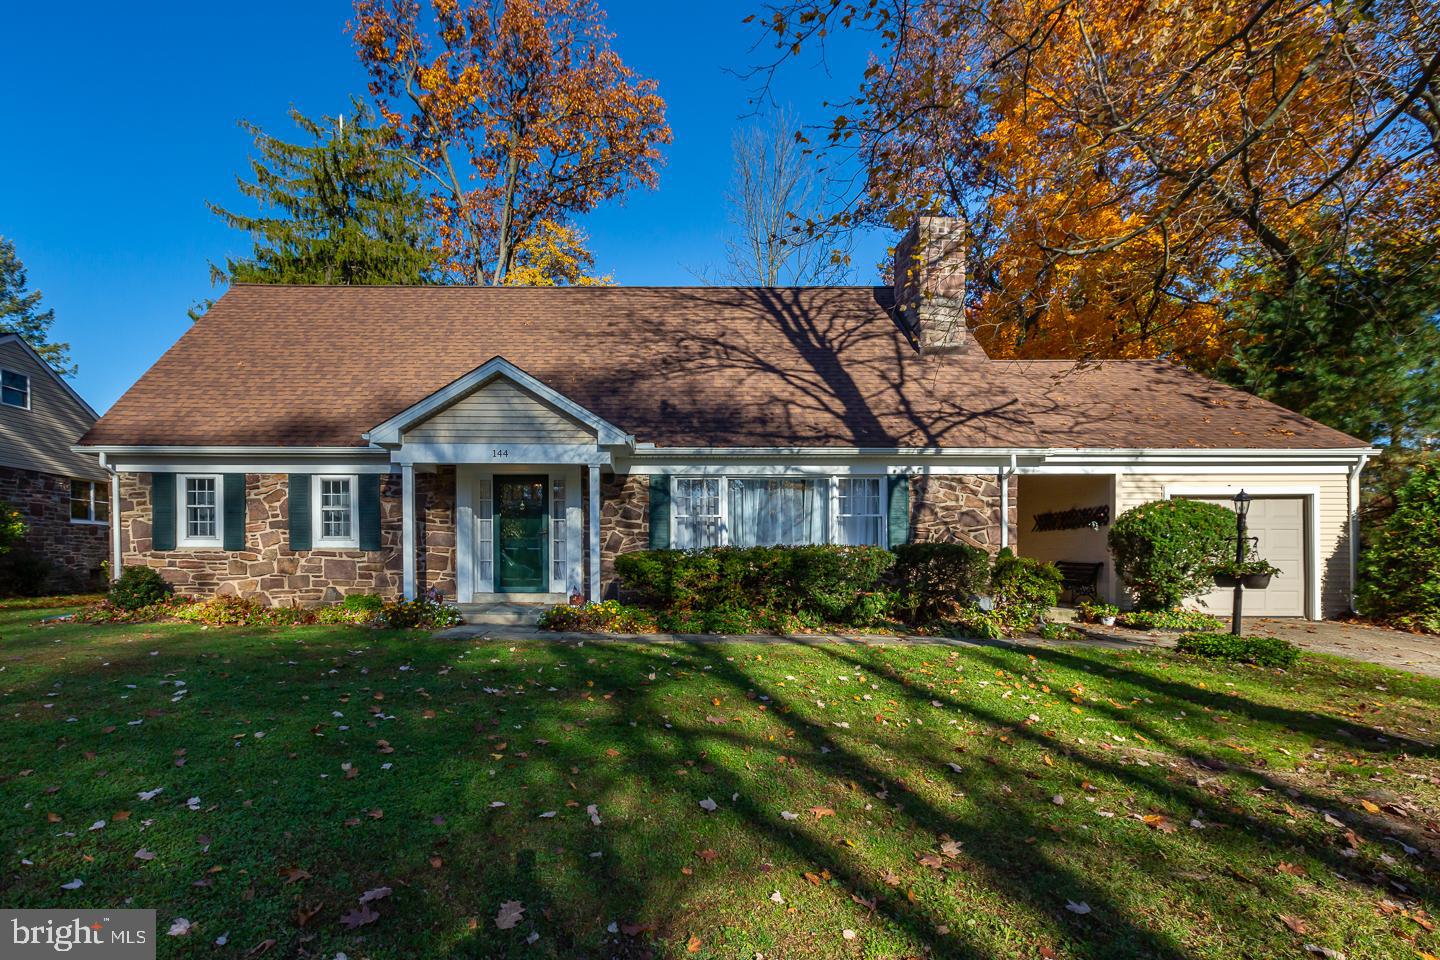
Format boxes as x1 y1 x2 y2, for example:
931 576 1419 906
614 545 894 625
1116 608 1226 632
0 547 53 597
1108 499 1235 610
1358 460 1440 632
342 593 385 614
375 597 463 630
538 601 658 634
0 500 25 554
890 542 991 621
989 549 1063 628
108 566 171 611
1175 632 1300 668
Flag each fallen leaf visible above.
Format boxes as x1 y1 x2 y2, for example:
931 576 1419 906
696 849 719 862
359 886 392 905
1279 914 1309 934
134 849 156 862
699 798 718 812
340 906 379 930
1065 901 1091 915
495 900 525 930
168 918 193 936
810 806 835 819
243 938 275 958
293 902 323 928
687 934 702 953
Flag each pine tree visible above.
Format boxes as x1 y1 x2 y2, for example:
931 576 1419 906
1218 243 1440 450
209 99 433 287
0 237 72 375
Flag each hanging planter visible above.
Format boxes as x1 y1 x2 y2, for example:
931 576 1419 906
1242 573 1273 590
1213 560 1280 590
1214 572 1240 588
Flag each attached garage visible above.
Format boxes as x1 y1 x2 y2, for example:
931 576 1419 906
1182 495 1308 618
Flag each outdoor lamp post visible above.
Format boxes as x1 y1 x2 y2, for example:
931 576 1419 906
1230 489 1252 636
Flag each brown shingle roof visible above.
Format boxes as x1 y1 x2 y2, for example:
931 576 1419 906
997 359 1366 449
81 285 1368 451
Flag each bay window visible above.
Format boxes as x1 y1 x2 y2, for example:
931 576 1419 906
669 474 888 549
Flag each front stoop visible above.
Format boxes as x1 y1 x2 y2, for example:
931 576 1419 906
456 593 567 626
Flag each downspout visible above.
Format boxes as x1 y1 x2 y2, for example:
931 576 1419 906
100 452 121 582
999 453 1017 551
1347 454 1369 614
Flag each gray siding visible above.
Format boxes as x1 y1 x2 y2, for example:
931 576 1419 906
0 338 106 481
403 379 595 445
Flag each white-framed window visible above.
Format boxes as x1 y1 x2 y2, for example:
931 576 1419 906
836 477 885 546
70 479 110 525
672 477 723 550
1 368 30 409
476 475 494 587
551 476 567 586
727 477 827 546
313 475 358 548
178 474 222 547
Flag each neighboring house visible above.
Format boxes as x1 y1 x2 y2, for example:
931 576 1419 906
0 334 110 590
76 218 1375 619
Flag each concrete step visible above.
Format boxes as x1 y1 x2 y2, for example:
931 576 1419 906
456 602 555 626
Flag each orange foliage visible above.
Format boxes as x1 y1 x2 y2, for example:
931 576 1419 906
353 0 671 283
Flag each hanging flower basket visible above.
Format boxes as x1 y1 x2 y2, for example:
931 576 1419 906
1242 573 1272 589
1214 573 1240 588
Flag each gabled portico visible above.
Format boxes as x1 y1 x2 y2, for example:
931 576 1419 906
364 356 632 603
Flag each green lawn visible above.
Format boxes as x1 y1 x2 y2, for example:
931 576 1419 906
2 602 1437 959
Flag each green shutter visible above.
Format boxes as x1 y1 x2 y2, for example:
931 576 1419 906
648 474 670 549
289 474 312 551
887 474 910 547
152 473 176 551
357 474 382 550
223 474 246 550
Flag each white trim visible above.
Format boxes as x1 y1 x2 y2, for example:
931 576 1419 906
392 442 610 466
456 465 474 602
1347 455 1368 613
0 334 96 418
109 467 121 580
365 356 632 448
67 477 109 525
177 473 224 548
565 466 583 598
401 464 416 599
1 366 32 410
312 474 360 549
1163 484 1322 621
629 444 1376 460
587 465 600 602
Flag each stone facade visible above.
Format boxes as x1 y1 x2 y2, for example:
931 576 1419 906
116 468 1011 604
908 473 1016 552
117 470 456 605
598 472 649 598
0 464 109 591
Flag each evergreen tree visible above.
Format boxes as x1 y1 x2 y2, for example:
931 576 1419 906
0 237 72 375
1218 244 1440 450
209 99 433 288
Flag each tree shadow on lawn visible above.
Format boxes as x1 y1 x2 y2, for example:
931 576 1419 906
4 624 1436 959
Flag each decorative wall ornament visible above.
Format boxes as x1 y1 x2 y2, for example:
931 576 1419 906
1031 505 1110 532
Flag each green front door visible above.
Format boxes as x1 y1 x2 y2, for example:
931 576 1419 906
495 475 549 593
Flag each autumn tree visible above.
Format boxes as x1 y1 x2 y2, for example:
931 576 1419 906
748 0 1440 361
503 219 612 286
209 100 434 287
718 107 851 285
0 237 71 375
352 0 671 284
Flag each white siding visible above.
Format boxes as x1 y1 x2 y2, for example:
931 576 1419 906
1117 473 1352 618
0 339 106 480
403 379 595 445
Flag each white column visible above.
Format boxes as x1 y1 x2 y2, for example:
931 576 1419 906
998 466 1011 550
455 465 473 604
587 464 601 603
108 466 122 580
401 463 417 600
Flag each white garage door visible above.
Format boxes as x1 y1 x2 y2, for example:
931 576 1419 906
1187 496 1306 618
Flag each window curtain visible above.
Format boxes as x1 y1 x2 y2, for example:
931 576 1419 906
727 478 826 547
673 478 721 550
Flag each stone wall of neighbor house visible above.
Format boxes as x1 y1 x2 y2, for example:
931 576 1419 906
0 464 109 590
599 472 649 599
117 470 457 605
908 474 1016 551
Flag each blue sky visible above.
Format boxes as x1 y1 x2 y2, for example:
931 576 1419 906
0 2 888 413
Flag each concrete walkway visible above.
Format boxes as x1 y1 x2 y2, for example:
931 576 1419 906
436 617 1440 678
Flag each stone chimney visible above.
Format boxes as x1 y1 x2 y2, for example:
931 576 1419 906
893 216 967 353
